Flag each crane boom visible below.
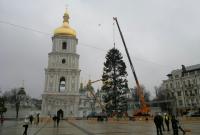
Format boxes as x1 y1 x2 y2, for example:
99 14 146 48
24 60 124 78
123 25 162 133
113 17 149 114
113 17 139 88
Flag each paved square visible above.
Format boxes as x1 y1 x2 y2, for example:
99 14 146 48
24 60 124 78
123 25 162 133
0 119 200 135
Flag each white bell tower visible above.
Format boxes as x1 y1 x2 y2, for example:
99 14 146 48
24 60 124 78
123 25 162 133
42 11 80 117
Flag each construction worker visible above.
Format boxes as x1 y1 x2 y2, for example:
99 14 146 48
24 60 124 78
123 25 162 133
164 113 170 131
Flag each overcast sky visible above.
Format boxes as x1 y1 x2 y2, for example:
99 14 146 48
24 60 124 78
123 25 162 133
0 0 200 98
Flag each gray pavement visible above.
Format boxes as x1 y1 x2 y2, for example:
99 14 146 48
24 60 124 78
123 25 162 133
0 119 199 135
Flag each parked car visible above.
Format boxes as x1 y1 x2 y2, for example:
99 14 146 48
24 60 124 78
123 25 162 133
86 112 108 121
97 111 108 121
87 112 97 119
186 111 200 117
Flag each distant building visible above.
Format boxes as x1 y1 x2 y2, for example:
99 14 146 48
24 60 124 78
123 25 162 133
78 82 106 117
162 64 200 113
78 83 95 117
94 89 106 113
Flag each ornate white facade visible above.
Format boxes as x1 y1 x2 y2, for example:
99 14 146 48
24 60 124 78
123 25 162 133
42 12 80 117
162 64 200 112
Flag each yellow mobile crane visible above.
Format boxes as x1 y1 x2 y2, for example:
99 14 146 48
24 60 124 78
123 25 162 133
86 79 109 121
86 79 106 111
113 17 150 116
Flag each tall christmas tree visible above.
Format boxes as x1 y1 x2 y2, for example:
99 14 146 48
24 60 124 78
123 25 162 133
102 47 128 116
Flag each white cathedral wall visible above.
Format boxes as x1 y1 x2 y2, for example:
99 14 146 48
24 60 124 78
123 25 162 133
48 54 79 69
42 94 81 117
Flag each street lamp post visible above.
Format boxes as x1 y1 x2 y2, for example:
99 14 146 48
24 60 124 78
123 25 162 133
165 91 169 114
173 94 177 116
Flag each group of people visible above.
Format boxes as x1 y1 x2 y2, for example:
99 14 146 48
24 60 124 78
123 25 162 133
154 113 186 135
29 113 40 125
23 113 40 135
0 116 5 125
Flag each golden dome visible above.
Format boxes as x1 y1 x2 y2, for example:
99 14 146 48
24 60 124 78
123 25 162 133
54 11 76 37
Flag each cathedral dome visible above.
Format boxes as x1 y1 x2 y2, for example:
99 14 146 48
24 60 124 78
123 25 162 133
54 11 76 37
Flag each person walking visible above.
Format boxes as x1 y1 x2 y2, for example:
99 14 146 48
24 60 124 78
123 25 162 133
29 115 33 125
154 113 163 135
56 115 60 127
36 113 40 125
53 115 57 127
23 117 29 135
160 113 165 131
171 115 186 135
171 115 179 135
164 113 170 131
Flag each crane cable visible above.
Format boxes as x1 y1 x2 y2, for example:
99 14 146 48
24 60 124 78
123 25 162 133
113 20 116 48
0 20 172 69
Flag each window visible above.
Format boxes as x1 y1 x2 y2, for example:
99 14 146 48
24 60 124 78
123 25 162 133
62 42 67 49
171 92 174 97
190 71 195 75
166 84 168 89
190 91 192 96
185 91 188 96
193 79 196 84
177 91 181 96
191 99 194 104
175 75 179 78
179 100 183 106
183 81 186 86
176 82 179 88
188 80 191 86
170 83 173 88
59 77 65 92
177 81 180 88
195 89 198 94
62 59 66 64
197 70 200 74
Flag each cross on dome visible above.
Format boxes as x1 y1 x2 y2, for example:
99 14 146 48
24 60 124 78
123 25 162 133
54 10 76 37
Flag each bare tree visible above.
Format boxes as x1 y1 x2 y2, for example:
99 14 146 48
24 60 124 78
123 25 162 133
3 88 26 118
153 86 173 113
0 90 7 120
132 85 151 102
